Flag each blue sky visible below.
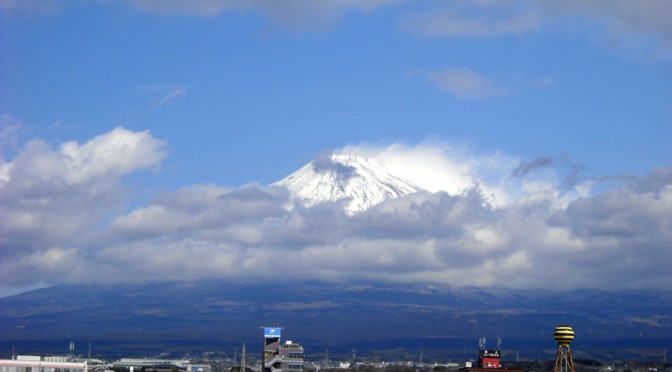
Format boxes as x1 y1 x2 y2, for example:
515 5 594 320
1 0 671 296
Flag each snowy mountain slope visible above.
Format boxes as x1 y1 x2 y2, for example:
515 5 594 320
273 153 424 214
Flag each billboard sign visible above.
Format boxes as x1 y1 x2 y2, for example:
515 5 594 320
264 327 282 338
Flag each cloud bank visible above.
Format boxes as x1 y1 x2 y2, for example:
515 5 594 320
123 0 398 31
112 0 672 59
401 0 672 59
1 128 670 293
4 0 669 58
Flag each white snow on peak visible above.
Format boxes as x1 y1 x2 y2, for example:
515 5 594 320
273 153 424 214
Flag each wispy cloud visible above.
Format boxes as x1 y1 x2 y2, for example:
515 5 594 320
10 1 669 59
126 0 240 16
125 0 399 30
512 156 554 177
158 86 187 105
543 0 672 60
402 3 542 38
426 67 510 99
141 84 186 104
402 0 672 60
0 114 23 158
134 84 188 115
0 0 62 15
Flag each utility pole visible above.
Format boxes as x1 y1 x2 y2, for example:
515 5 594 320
241 343 246 372
663 348 667 364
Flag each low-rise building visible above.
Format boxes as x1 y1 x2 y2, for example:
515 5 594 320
262 328 304 372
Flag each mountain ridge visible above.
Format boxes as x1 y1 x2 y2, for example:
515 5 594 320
1 280 670 360
274 153 423 214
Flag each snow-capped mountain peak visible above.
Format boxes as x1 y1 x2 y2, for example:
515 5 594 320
274 153 423 214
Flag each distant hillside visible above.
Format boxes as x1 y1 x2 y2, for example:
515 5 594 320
1 281 670 361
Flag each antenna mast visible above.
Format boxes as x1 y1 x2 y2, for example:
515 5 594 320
241 343 246 372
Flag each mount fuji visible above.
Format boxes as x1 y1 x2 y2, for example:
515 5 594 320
2 155 671 360
273 153 424 214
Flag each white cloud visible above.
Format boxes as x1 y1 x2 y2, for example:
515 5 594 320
0 127 167 286
59 127 167 183
1 130 671 292
342 141 477 194
341 139 569 208
1 127 166 187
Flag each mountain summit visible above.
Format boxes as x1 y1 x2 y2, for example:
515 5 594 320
274 153 423 214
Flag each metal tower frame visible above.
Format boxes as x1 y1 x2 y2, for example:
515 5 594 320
553 344 575 372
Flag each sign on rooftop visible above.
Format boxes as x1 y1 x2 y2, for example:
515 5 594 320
264 327 282 338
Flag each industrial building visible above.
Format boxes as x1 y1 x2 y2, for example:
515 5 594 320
0 356 88 372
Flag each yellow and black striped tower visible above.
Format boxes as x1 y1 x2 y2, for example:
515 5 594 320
553 325 575 372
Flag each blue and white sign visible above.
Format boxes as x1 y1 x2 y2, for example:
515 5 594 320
264 327 282 338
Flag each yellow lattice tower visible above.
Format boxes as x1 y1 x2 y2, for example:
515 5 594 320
553 325 575 372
